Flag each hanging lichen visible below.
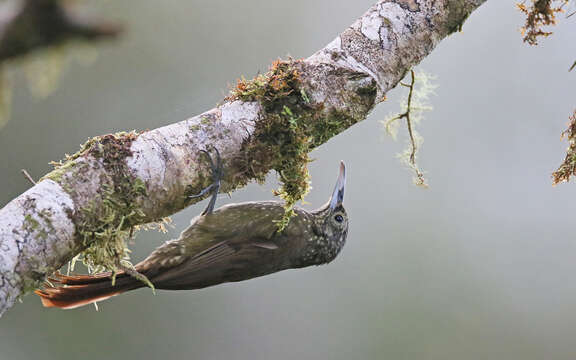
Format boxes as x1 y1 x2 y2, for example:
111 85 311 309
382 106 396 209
553 109 576 184
517 0 570 45
382 69 437 188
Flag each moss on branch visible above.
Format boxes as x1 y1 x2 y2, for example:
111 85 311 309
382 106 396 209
553 110 576 185
228 59 361 229
42 131 148 274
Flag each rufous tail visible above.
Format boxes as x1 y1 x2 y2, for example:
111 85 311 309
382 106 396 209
34 272 144 309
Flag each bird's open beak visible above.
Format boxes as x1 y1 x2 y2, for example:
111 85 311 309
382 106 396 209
329 161 346 210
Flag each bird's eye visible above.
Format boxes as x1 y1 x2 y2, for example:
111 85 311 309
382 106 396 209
334 214 344 223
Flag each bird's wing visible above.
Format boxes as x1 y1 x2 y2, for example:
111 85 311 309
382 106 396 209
144 240 239 289
202 202 313 240
138 202 311 289
198 202 288 240
134 203 277 270
135 238 185 272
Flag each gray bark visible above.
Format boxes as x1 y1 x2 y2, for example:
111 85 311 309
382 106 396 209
0 0 486 317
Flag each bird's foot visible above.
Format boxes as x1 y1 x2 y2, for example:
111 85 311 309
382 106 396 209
114 260 155 293
190 146 222 215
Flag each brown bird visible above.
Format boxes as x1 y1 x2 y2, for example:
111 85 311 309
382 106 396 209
36 152 348 309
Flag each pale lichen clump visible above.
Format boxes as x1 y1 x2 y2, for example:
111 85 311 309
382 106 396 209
382 69 437 187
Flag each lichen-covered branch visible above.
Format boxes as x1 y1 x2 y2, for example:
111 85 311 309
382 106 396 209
0 0 120 62
0 0 486 316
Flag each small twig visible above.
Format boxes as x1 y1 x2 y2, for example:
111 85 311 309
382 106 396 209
384 69 427 186
20 168 36 185
390 72 419 168
404 70 418 166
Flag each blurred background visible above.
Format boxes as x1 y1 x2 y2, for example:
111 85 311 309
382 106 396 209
1 0 576 359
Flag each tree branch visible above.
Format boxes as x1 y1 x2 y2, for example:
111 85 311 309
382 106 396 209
0 0 486 316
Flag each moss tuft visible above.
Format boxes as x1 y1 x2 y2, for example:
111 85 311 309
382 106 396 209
553 110 576 184
228 60 358 229
44 131 153 280
517 0 567 45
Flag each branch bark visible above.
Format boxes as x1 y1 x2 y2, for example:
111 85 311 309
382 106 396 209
0 0 486 316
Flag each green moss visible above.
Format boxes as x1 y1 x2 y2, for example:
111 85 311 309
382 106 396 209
20 212 50 294
22 213 46 246
23 214 40 230
44 131 153 282
73 178 147 274
553 110 576 184
22 210 54 244
311 108 357 146
444 1 473 35
228 60 359 230
200 115 213 125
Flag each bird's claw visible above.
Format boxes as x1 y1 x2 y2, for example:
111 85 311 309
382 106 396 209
190 146 223 215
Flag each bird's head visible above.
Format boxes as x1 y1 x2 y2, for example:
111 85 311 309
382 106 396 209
312 161 348 261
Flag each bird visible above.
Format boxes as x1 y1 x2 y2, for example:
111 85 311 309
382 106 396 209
35 149 348 309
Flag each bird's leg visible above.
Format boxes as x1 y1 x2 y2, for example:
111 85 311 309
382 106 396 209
201 148 222 215
114 259 155 292
190 147 222 215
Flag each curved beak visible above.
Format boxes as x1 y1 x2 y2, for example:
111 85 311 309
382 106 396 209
329 161 346 210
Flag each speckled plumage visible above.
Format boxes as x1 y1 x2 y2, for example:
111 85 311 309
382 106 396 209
137 199 348 290
35 162 348 309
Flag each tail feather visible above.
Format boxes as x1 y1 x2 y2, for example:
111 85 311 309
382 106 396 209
35 272 143 309
48 271 116 285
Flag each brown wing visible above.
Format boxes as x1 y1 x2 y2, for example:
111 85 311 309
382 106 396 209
35 202 315 308
138 202 314 290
